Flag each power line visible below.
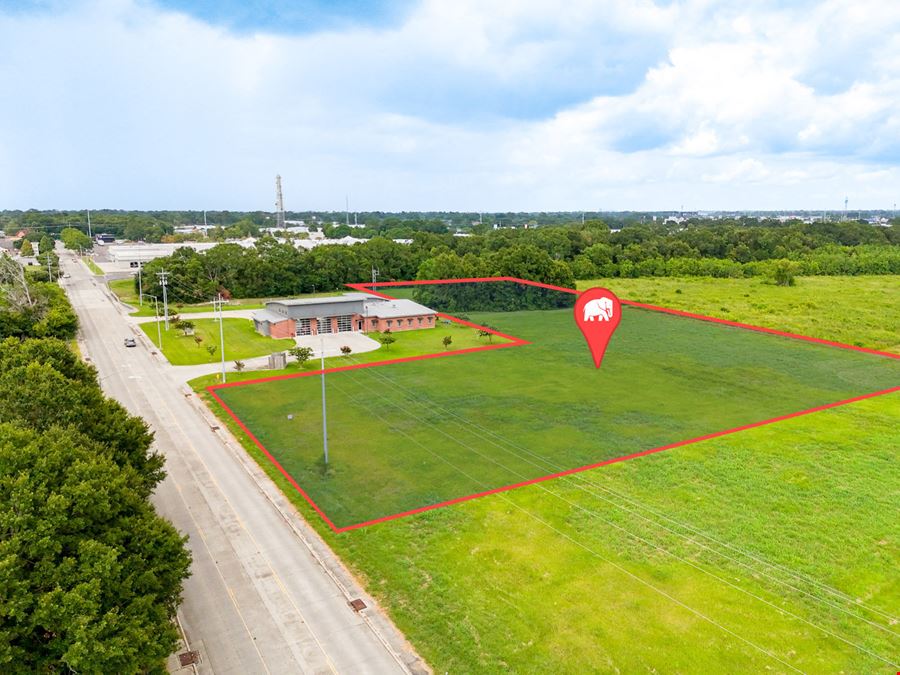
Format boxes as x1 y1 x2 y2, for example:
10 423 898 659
336 363 899 664
156 270 169 330
327 376 807 673
348 355 899 627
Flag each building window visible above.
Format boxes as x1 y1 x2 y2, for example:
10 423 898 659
407 318 412 326
387 319 393 327
418 317 423 325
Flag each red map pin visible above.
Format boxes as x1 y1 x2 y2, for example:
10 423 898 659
574 287 622 368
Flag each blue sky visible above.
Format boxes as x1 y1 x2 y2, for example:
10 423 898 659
1 0 898 211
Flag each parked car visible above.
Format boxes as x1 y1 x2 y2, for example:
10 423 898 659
124 337 137 348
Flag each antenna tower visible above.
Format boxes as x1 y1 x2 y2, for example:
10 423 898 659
275 175 285 229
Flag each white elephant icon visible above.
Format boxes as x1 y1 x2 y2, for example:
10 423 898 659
583 296 614 322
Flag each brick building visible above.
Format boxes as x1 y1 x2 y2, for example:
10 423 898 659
252 293 437 338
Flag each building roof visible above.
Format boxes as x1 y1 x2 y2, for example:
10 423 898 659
364 298 435 318
256 294 436 320
251 309 287 323
271 293 370 307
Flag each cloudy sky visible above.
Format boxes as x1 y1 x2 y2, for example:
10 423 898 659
1 0 899 211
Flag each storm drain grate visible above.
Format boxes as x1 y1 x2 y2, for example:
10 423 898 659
349 598 366 612
178 650 200 666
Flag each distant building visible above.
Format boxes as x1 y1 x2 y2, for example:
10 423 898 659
105 241 256 268
252 293 437 338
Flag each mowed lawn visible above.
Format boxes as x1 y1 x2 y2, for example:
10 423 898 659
215 300 900 529
191 320 505 388
203 277 900 673
142 317 293 365
580 275 900 353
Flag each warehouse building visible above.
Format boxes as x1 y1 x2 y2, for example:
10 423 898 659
252 293 437 338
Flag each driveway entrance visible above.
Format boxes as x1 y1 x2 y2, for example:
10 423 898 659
294 331 381 358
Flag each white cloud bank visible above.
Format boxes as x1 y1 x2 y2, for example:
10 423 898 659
1 0 899 210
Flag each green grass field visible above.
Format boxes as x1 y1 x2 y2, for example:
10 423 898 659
201 277 900 672
579 275 900 353
214 296 900 530
141 318 294 365
190 320 503 388
82 256 103 275
108 278 268 317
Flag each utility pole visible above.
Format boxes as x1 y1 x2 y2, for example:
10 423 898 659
217 293 226 383
137 261 143 306
320 334 329 465
86 210 92 238
46 253 53 282
157 270 169 330
146 294 162 347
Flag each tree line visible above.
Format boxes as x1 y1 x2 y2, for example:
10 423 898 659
135 219 900 304
0 261 191 671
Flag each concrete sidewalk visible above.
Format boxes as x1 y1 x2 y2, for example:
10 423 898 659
168 333 383 382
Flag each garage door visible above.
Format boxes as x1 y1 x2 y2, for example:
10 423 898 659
336 315 353 332
297 318 312 335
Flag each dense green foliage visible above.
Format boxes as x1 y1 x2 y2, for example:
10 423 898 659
5 211 898 300
0 339 165 488
131 218 899 304
0 257 76 339
0 320 190 668
0 424 189 672
61 226 93 251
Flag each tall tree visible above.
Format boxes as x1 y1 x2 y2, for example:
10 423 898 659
0 423 191 672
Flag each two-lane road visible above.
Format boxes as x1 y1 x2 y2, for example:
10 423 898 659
61 256 426 674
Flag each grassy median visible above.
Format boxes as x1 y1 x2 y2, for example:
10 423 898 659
141 317 294 365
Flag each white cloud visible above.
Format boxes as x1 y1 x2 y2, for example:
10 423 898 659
0 0 899 210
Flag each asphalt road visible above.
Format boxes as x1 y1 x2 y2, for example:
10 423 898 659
60 256 426 675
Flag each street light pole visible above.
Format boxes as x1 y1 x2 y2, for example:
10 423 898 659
217 294 226 383
320 333 329 465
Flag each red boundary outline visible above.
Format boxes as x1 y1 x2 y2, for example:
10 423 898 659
207 277 900 533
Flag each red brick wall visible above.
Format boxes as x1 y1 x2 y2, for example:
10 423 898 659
373 315 435 332
269 319 296 338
